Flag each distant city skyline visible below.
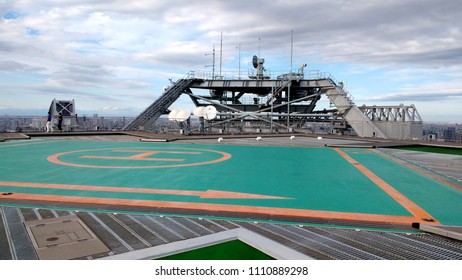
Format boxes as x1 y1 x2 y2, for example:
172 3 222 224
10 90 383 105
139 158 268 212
1 1 462 122
2 115 461 143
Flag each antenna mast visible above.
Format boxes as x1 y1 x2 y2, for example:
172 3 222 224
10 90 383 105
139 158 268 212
258 37 261 57
237 43 241 79
219 32 223 78
290 29 293 74
205 45 216 79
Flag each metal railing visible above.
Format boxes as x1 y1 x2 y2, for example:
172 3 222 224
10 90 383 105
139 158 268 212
187 69 337 82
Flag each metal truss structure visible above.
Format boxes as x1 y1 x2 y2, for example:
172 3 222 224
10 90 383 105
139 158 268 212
124 68 423 140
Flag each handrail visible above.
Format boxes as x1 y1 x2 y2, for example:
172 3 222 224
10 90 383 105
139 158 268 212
186 69 339 82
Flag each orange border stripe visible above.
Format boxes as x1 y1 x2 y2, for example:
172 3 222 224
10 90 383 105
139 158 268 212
0 181 289 200
1 192 418 225
333 148 439 224
372 149 462 193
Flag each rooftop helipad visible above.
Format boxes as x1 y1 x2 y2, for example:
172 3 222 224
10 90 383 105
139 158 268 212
1 134 462 260
1 135 461 228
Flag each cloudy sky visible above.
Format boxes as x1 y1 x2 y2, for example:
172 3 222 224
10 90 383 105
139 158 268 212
1 0 461 121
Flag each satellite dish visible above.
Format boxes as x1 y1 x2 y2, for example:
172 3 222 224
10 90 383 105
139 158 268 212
168 109 180 121
252 55 258 68
176 109 190 122
203 105 217 120
193 106 205 117
168 108 190 122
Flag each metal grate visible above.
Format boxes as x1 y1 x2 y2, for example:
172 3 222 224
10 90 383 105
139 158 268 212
3 207 37 260
92 213 148 251
284 225 382 260
2 206 462 260
0 210 13 260
148 216 195 240
307 227 403 259
182 217 229 233
131 215 184 243
19 208 40 222
76 212 130 255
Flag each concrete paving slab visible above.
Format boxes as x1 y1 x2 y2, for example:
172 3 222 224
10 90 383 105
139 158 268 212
24 215 109 259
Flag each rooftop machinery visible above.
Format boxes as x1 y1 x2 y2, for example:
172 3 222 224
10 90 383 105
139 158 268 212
124 56 423 140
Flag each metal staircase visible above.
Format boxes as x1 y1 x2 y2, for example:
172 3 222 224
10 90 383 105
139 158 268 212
265 78 293 106
123 72 420 139
322 79 387 138
123 79 195 131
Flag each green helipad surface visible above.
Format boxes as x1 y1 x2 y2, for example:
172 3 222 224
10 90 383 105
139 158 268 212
0 139 461 227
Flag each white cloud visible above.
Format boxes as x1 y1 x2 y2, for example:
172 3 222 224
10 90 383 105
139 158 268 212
1 0 461 121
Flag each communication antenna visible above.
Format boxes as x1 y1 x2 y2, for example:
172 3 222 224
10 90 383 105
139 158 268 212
176 109 190 122
205 45 216 79
193 106 205 118
258 37 261 57
251 55 266 79
237 43 241 79
220 32 223 78
193 106 205 134
168 109 180 121
203 105 217 120
290 29 293 74
252 55 258 69
168 108 190 122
